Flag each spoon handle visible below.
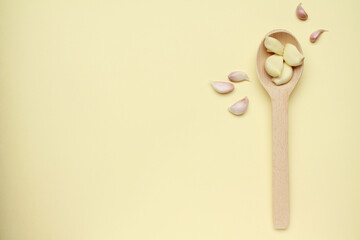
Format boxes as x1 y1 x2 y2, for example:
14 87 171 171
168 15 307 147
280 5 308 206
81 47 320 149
271 96 289 229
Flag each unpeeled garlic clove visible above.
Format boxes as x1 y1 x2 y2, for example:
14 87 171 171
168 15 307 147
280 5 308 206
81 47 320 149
310 29 327 43
229 97 249 116
283 43 304 66
265 54 284 77
210 81 234 94
296 3 308 21
272 63 293 85
264 37 284 55
228 71 250 82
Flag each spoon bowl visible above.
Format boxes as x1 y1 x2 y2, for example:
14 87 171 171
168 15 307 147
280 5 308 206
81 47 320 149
257 29 304 97
256 29 304 230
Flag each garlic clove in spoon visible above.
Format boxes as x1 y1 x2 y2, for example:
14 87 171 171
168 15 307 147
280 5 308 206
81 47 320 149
228 97 249 116
228 71 250 82
265 54 284 77
264 37 284 55
272 63 293 86
210 81 234 94
283 43 304 66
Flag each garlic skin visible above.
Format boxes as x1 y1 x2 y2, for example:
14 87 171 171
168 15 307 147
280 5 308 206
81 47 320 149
296 3 308 21
264 37 284 55
272 63 293 86
265 54 284 77
210 81 234 94
228 97 249 116
228 71 250 82
283 44 304 66
310 29 327 43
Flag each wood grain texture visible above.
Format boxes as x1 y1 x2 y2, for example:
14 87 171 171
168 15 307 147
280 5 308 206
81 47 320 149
271 95 289 229
256 29 304 230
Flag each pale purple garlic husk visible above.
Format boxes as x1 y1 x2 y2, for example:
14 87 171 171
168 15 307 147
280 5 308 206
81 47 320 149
310 29 328 43
228 71 250 82
211 81 234 94
228 97 249 116
296 3 308 21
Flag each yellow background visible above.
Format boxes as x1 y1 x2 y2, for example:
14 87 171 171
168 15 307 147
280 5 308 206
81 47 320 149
0 0 359 239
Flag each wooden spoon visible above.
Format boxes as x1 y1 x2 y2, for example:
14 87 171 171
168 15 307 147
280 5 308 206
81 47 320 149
256 29 304 229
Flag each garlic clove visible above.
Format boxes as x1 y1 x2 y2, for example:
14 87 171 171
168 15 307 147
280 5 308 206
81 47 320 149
296 3 308 21
265 54 284 77
228 71 250 82
272 63 293 85
264 37 284 55
210 81 234 94
310 29 328 43
229 97 249 116
283 43 304 66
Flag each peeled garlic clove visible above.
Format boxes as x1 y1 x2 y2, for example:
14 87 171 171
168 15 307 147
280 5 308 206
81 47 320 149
264 37 284 55
265 54 284 77
272 63 293 85
210 81 234 94
296 3 308 21
229 97 249 116
228 71 250 82
310 29 327 43
283 44 304 66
